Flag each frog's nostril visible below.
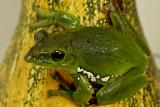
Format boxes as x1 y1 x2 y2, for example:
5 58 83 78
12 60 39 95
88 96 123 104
24 53 32 63
24 47 36 63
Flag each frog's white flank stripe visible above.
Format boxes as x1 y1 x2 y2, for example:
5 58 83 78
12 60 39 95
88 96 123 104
77 67 112 82
77 77 80 80
96 75 100 79
77 67 83 72
83 69 97 82
77 67 113 82
89 85 92 89
77 67 96 82
101 76 110 82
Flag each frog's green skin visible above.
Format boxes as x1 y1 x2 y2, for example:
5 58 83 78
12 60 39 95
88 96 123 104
25 3 148 106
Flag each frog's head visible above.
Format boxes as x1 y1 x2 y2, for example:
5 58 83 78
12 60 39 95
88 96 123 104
25 30 77 73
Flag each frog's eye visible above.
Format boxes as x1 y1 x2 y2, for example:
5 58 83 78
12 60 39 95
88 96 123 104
34 30 49 42
51 50 65 62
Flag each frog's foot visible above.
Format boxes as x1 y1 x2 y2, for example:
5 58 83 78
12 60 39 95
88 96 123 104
30 6 80 30
30 18 55 29
30 7 56 29
47 89 72 98
96 68 148 104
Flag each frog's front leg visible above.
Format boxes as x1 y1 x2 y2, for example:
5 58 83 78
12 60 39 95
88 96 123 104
47 72 75 98
48 90 72 98
72 75 94 105
96 67 148 105
30 7 80 29
48 74 94 105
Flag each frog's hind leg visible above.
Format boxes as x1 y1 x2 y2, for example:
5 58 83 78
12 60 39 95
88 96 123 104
109 2 150 55
111 0 124 12
96 68 148 104
29 7 57 29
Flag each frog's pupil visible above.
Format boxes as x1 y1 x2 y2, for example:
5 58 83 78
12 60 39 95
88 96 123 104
51 51 65 62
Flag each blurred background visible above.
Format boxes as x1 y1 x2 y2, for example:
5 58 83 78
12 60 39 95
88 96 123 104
0 0 160 71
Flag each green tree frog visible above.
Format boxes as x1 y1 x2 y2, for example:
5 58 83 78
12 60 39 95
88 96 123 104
25 1 149 106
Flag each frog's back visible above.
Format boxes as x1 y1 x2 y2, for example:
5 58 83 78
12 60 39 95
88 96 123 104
54 27 145 76
68 27 143 59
